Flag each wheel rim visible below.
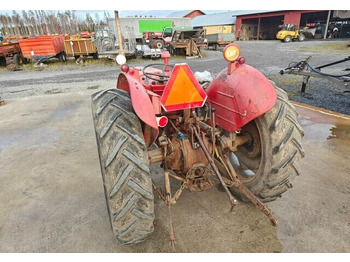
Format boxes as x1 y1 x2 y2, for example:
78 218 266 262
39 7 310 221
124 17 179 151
285 36 291 42
229 120 262 184
156 42 163 49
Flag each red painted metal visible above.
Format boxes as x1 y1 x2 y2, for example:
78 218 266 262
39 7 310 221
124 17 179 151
206 64 277 133
117 72 159 144
184 10 206 18
19 35 65 58
0 42 21 59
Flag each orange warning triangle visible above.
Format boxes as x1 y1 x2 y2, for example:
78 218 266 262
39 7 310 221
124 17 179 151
161 64 207 112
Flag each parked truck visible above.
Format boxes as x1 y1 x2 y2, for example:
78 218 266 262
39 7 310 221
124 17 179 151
207 33 235 50
107 17 192 42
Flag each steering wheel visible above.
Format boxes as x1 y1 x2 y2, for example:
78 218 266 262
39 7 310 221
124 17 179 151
142 63 174 82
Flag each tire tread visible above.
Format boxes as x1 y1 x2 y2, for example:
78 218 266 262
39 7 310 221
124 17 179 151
91 88 154 245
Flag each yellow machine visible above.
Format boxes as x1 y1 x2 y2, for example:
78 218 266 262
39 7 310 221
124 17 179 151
276 24 305 42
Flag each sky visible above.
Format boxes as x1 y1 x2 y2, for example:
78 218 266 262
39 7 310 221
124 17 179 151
0 10 227 19
78 10 227 19
1 1 343 15
0 1 346 19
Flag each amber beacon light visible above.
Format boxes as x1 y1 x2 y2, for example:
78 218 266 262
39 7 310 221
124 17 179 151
223 44 241 62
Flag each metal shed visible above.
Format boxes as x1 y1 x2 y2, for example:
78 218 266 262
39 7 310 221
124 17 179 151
234 10 331 40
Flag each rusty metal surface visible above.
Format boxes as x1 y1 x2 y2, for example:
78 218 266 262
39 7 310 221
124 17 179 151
166 136 209 174
170 29 207 57
185 163 213 192
0 42 21 57
191 125 238 211
223 155 278 226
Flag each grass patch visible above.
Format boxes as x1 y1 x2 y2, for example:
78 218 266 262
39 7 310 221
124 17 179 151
298 42 350 55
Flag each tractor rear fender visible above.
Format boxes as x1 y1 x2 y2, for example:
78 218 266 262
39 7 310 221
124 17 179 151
117 72 159 146
206 64 277 133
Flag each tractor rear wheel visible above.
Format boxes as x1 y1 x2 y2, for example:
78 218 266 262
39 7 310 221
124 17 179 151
228 84 305 202
91 89 155 245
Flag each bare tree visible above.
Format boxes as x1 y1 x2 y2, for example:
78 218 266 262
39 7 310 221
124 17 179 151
21 10 31 35
0 10 109 37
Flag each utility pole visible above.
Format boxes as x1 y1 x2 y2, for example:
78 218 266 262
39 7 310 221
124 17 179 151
114 11 124 55
324 10 331 39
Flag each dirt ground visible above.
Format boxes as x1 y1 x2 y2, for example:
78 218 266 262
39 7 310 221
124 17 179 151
0 40 349 253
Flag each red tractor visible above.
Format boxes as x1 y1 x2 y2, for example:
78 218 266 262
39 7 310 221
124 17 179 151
91 44 304 249
142 31 164 49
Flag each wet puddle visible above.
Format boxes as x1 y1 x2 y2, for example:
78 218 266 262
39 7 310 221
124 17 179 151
293 102 350 143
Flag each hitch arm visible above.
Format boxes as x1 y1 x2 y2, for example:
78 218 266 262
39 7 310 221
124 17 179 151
191 126 238 211
223 155 278 226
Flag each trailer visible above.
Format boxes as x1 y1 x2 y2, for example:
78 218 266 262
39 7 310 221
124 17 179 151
94 25 137 58
64 38 98 60
169 29 208 57
206 33 235 50
107 17 191 42
95 16 191 59
19 35 67 64
0 41 27 66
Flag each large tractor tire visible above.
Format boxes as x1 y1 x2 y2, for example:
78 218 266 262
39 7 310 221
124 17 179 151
228 84 305 202
91 89 155 245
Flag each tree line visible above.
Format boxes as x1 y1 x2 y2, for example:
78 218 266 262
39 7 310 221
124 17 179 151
0 10 111 37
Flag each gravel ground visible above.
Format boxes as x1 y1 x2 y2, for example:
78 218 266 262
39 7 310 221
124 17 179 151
1 39 349 114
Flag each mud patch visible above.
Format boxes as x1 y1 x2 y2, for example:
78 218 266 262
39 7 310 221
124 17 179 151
9 89 27 94
45 89 63 94
87 85 100 90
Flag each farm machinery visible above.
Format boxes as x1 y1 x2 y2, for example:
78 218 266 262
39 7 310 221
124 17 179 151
280 56 350 92
276 24 305 42
0 41 28 67
91 43 304 250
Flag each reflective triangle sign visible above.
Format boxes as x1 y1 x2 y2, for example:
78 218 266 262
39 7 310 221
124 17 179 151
161 64 207 112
